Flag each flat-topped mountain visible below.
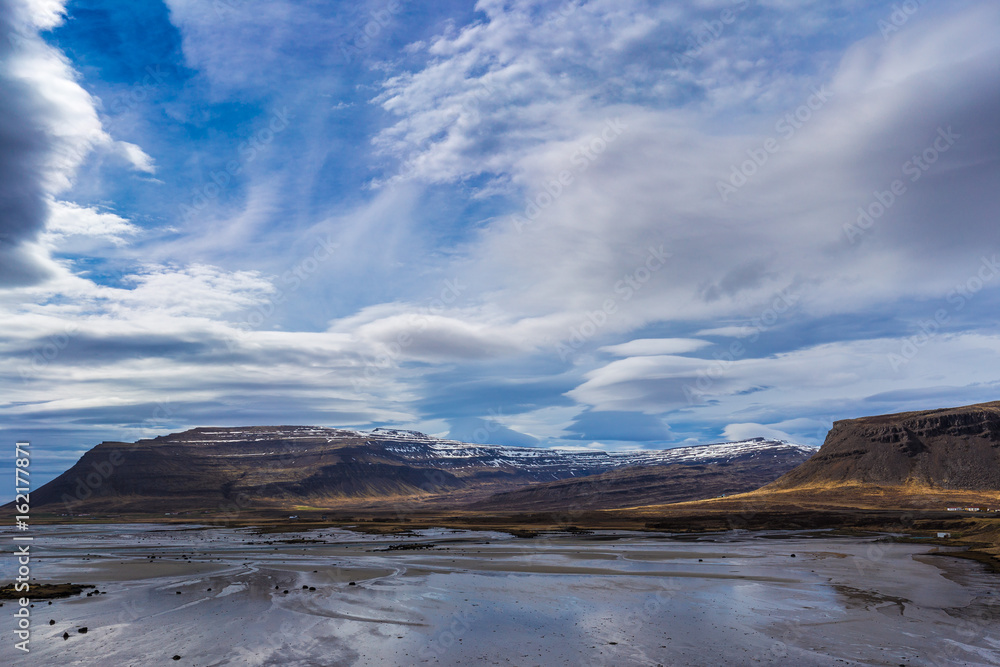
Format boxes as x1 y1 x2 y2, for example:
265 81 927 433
28 426 815 514
768 401 1000 491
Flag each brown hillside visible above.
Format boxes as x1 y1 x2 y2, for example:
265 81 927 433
468 455 809 512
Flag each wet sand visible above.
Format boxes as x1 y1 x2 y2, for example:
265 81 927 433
2 524 999 666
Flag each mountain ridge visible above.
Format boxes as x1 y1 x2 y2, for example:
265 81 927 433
26 426 816 514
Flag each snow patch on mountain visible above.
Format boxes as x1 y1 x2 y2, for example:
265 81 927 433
166 426 816 474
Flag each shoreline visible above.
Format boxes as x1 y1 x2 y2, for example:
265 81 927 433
5 523 999 666
8 508 1000 577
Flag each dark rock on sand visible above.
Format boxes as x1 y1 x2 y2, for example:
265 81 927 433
0 583 94 600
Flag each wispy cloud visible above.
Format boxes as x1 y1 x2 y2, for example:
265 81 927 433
2 0 999 488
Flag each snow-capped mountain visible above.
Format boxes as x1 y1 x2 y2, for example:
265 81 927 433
363 429 815 477
30 426 817 513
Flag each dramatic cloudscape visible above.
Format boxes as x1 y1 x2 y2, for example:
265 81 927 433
3 0 1000 485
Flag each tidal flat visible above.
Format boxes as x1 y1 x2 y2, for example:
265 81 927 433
3 524 999 666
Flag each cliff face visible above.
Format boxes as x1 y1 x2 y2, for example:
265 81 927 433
769 401 1000 490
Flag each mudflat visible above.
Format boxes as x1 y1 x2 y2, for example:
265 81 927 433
3 524 999 666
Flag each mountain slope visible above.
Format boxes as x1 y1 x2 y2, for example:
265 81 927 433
767 401 1000 491
467 449 815 512
28 427 816 514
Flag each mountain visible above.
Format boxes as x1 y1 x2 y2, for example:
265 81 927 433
28 426 815 514
767 401 1000 491
468 454 816 512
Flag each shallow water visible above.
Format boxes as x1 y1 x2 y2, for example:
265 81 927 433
2 524 999 666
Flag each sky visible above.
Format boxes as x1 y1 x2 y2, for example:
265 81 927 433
2 0 1000 487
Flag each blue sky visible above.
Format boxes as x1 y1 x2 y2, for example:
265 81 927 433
3 0 1000 487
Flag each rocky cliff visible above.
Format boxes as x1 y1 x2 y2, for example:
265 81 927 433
768 401 1000 490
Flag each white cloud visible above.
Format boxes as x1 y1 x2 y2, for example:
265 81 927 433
721 423 797 443
114 140 156 174
44 201 139 247
568 332 1000 422
352 313 526 362
694 326 753 338
367 0 1000 349
0 261 419 427
20 0 66 29
5 0 1000 448
0 0 161 286
601 338 710 357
